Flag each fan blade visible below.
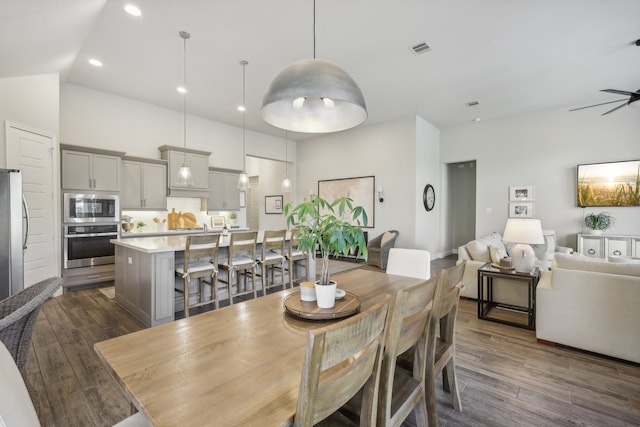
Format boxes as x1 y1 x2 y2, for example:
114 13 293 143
601 89 635 96
569 99 627 112
601 102 629 116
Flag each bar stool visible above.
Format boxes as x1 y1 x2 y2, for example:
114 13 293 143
174 234 220 318
218 231 258 304
285 228 308 288
257 229 287 295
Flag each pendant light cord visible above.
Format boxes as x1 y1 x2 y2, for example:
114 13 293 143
313 0 316 59
181 31 190 164
241 61 247 171
284 131 288 178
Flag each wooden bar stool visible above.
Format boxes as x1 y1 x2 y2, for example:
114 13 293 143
257 229 287 295
218 231 258 304
174 234 220 317
285 228 309 288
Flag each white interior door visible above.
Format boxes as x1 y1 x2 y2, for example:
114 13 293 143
5 122 58 287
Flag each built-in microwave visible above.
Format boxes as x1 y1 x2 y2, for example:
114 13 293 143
63 193 120 223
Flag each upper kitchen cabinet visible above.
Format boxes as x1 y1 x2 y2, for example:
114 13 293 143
121 157 167 210
61 144 125 192
205 169 241 211
159 145 211 198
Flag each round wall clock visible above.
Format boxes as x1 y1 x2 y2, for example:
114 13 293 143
423 184 435 211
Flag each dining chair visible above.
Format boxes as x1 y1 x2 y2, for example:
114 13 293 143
425 260 466 426
0 341 41 426
218 231 258 304
385 248 431 279
292 296 391 427
257 229 287 295
174 234 220 317
366 230 400 269
284 228 309 288
0 277 62 373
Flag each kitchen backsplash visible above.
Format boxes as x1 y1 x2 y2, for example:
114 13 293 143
122 197 245 231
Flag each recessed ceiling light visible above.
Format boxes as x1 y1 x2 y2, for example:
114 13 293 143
88 58 103 67
177 86 187 94
472 117 481 122
124 4 142 17
237 105 246 112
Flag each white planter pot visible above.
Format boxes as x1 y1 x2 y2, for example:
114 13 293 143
587 229 603 235
315 280 337 309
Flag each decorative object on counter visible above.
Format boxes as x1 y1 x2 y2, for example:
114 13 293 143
237 60 250 190
121 215 134 232
153 217 167 232
228 212 237 225
281 131 292 193
212 216 225 228
502 218 544 273
136 221 146 231
584 211 615 235
168 208 179 229
285 196 368 309
261 0 367 133
176 30 194 186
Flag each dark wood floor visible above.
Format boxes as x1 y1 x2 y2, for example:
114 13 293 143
23 256 640 426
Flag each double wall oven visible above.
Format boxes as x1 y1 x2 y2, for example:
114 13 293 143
63 193 120 269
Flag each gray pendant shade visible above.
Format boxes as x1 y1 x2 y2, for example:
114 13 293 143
261 58 367 133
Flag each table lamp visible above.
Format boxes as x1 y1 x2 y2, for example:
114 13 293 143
503 218 544 273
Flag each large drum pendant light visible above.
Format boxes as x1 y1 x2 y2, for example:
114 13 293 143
261 0 367 133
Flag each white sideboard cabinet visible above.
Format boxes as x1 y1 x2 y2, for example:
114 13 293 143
577 233 640 258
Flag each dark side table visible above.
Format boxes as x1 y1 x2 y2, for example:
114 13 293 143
477 263 541 330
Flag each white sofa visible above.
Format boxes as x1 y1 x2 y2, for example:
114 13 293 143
536 253 640 364
456 230 572 300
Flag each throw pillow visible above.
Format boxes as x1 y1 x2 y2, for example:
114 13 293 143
465 240 491 262
489 245 507 263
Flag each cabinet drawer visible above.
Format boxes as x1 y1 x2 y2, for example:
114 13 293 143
62 264 115 288
607 238 631 257
580 237 603 258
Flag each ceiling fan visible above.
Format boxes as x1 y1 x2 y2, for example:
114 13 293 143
570 88 640 115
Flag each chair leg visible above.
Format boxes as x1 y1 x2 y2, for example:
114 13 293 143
443 357 462 411
183 277 190 318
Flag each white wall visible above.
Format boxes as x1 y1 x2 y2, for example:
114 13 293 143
60 83 293 169
247 156 290 230
296 116 429 250
441 107 640 249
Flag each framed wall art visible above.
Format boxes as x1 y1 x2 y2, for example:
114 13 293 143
265 195 283 214
318 175 375 228
509 186 534 201
509 202 534 218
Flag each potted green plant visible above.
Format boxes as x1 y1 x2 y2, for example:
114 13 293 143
584 211 615 234
285 196 368 308
229 212 237 226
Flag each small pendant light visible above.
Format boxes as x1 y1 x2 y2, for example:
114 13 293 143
237 60 250 190
281 131 292 193
177 31 193 186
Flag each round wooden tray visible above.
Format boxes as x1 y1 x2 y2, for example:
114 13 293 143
490 263 515 271
283 291 361 320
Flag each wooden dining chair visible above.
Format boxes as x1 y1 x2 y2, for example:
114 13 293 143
292 296 391 427
218 231 258 304
425 260 466 426
284 228 309 288
174 234 220 317
257 229 287 295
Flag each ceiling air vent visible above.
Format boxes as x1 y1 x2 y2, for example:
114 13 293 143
410 42 431 55
465 101 480 107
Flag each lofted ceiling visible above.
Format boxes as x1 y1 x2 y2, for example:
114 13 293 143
1 0 639 141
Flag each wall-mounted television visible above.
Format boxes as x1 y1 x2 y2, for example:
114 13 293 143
577 159 640 207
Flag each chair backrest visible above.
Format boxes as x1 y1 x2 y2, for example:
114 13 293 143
378 275 438 425
0 277 62 371
294 296 391 427
0 341 41 426
228 231 257 264
261 229 286 258
433 261 465 321
386 248 431 279
288 228 306 258
182 234 220 270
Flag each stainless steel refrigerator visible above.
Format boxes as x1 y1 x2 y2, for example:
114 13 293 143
0 169 28 300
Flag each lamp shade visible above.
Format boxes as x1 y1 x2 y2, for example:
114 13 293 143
261 58 367 133
503 218 544 244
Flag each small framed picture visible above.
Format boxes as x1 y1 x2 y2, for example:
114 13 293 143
509 202 534 218
509 186 534 201
265 195 283 214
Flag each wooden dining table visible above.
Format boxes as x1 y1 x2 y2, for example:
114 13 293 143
94 268 424 427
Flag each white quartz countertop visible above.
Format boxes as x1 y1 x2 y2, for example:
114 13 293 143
111 230 289 254
121 227 248 238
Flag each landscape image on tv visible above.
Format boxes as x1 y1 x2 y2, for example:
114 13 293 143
578 160 640 207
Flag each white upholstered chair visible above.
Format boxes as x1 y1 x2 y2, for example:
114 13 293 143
385 248 431 279
0 341 40 426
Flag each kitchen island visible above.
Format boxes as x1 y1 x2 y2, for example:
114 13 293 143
111 232 312 327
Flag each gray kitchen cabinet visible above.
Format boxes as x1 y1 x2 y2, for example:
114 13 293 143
61 144 124 192
205 169 241 211
121 157 167 209
159 145 211 197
